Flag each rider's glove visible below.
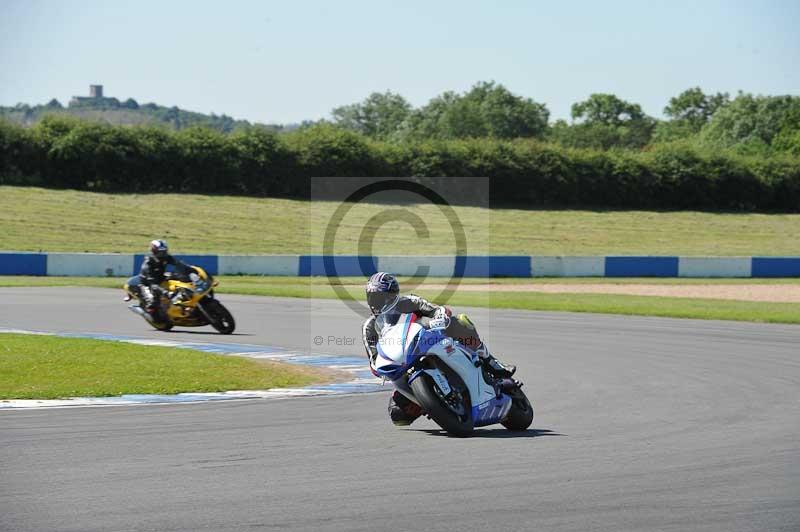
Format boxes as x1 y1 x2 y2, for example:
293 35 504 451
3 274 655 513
429 312 448 331
429 306 451 330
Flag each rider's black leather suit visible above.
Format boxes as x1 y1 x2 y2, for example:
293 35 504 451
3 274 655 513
136 254 192 309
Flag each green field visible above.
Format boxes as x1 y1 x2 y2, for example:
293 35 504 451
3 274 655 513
211 275 800 286
3 276 799 325
0 333 331 400
4 275 800 290
2 186 799 255
3 185 799 325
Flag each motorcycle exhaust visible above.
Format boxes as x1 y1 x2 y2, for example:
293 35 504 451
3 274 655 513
128 305 156 324
128 305 146 317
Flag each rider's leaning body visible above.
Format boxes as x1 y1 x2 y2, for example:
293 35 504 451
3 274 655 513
137 239 196 312
361 272 516 426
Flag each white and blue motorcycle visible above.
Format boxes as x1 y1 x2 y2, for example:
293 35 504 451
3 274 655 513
374 312 533 437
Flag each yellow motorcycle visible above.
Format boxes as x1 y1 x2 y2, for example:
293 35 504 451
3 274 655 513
123 266 236 334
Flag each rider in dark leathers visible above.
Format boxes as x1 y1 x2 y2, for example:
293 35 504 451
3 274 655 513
137 240 195 313
362 272 516 426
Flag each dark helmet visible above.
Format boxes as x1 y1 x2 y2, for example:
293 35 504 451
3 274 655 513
366 272 399 315
149 239 169 260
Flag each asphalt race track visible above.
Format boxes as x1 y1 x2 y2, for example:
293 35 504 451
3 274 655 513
1 287 799 532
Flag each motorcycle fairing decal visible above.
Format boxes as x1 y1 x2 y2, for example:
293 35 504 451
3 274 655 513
424 368 452 396
471 395 513 427
401 312 417 354
414 329 447 357
407 368 451 396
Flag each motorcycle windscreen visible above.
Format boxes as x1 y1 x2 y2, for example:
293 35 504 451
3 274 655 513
376 313 424 372
375 310 402 334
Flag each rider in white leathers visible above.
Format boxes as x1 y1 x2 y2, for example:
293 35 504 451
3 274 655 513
362 272 515 426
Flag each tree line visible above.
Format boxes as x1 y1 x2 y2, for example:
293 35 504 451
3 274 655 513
0 98 287 134
331 83 800 155
3 81 798 155
1 114 798 211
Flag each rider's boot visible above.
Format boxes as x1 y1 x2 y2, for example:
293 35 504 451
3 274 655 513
140 286 160 315
476 344 516 378
388 390 423 426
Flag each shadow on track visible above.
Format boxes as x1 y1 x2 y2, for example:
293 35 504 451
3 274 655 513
163 330 253 337
416 428 564 439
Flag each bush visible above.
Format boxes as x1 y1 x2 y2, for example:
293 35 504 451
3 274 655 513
0 119 798 211
0 120 37 184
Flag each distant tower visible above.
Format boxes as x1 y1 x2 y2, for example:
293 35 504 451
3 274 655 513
90 85 103 98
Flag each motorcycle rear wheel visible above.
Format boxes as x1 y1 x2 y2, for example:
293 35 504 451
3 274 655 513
150 320 173 332
410 368 473 437
145 306 173 332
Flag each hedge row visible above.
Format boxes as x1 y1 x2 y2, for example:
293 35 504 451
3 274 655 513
1 117 799 211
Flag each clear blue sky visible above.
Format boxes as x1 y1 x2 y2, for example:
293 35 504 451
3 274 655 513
1 0 798 124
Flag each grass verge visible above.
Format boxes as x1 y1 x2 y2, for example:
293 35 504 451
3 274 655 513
2 186 800 255
0 333 331 400
443 292 800 325
3 275 800 290
2 276 799 325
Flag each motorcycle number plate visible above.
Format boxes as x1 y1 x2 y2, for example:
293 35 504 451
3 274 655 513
427 369 452 396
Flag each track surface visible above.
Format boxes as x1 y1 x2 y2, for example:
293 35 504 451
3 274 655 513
1 287 799 532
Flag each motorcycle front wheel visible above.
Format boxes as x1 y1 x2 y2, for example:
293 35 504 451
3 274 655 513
201 299 236 334
501 386 534 431
410 366 473 437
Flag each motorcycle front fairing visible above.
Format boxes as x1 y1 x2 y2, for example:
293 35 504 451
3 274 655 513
374 313 426 380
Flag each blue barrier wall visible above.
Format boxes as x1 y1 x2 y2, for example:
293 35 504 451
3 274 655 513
298 255 378 277
455 256 532 277
751 257 800 278
132 255 218 276
606 257 680 277
2 253 799 278
0 253 47 275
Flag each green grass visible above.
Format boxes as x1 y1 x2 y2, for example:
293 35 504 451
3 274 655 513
444 292 800 324
0 276 125 289
2 186 800 255
0 333 331 400
3 276 799 325
0 274 532 291
3 275 800 291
